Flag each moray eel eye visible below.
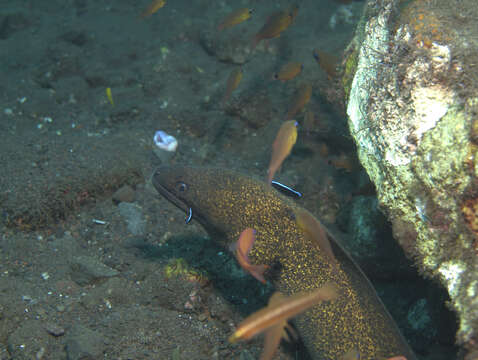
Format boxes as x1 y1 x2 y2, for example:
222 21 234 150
176 182 188 193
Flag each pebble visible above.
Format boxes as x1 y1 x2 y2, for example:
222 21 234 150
44 322 65 337
112 185 135 204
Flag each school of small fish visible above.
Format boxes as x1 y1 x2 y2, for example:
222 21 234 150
135 1 408 359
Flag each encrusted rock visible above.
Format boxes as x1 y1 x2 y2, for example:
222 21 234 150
345 0 478 350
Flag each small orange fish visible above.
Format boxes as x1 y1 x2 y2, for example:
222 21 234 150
285 83 312 120
267 120 298 184
222 67 243 105
313 49 338 79
273 62 303 82
235 228 269 284
251 10 294 50
294 207 336 264
229 283 338 346
318 142 329 157
328 153 357 172
217 8 254 31
140 0 166 18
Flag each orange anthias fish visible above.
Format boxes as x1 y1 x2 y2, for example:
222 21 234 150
285 83 312 120
267 120 298 184
140 0 166 18
313 49 339 79
229 283 338 360
251 10 295 50
273 62 303 82
235 228 269 284
328 153 357 172
222 67 243 105
217 8 254 31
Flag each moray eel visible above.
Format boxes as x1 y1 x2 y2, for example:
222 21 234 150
152 166 417 360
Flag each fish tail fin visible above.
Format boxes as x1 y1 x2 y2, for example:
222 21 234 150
249 264 269 284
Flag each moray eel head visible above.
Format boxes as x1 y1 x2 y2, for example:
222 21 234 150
152 165 257 239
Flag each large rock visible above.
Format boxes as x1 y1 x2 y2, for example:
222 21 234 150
344 0 478 351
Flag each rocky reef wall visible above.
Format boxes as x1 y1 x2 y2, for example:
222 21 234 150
345 0 478 352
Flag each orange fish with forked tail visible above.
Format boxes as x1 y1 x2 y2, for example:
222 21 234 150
222 67 243 105
273 62 303 82
328 153 358 172
313 49 339 79
294 207 337 264
286 83 312 120
140 0 166 18
234 228 269 284
217 8 254 31
251 9 295 50
267 120 298 184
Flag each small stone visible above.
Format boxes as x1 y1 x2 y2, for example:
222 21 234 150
36 347 46 359
118 202 146 236
44 322 65 337
65 324 104 360
112 185 135 204
70 255 119 286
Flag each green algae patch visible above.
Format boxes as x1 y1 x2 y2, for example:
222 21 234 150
342 48 359 103
164 258 209 286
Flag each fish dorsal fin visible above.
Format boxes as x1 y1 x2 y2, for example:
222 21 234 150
294 207 337 264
